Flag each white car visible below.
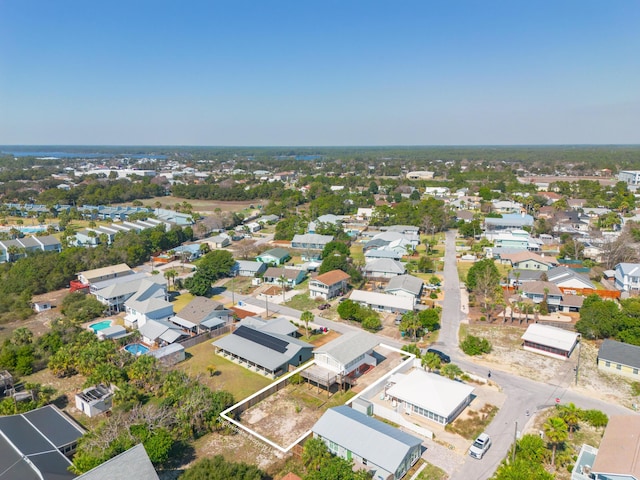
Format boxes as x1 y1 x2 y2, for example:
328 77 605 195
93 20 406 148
469 433 491 459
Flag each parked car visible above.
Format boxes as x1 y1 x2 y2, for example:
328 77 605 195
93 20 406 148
426 348 451 363
469 433 491 459
318 303 331 310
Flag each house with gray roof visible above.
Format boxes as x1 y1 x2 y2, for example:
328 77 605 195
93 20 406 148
0 235 62 263
313 331 379 376
239 316 299 337
546 266 595 290
263 267 307 287
365 248 402 260
614 262 640 293
139 319 187 346
212 324 312 377
312 406 422 480
124 279 174 329
484 213 534 232
0 405 85 480
170 296 232 334
77 444 159 480
363 258 406 279
92 272 165 314
232 260 268 277
256 248 291 265
597 339 640 380
385 274 424 301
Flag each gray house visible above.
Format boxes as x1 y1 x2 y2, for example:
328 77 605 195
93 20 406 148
232 260 268 277
171 296 232 334
363 258 406 279
212 325 312 377
256 248 291 265
385 274 424 301
312 406 422 480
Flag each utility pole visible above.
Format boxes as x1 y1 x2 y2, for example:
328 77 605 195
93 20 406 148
512 421 518 463
231 275 235 306
575 335 582 386
265 295 269 318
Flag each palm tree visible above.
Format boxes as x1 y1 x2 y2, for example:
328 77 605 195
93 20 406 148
441 363 463 380
558 403 581 437
164 269 178 291
421 352 441 372
279 274 288 302
544 416 568 467
300 310 314 339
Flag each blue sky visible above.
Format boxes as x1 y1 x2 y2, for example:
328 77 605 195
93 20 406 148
1 1 639 146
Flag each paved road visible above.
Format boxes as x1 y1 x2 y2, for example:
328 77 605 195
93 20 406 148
438 230 633 480
220 235 635 479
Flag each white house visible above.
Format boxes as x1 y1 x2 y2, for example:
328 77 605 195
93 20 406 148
521 324 579 360
614 263 640 293
349 290 414 314
313 331 380 376
385 275 424 301
363 259 407 279
124 280 174 329
75 384 113 418
309 270 350 300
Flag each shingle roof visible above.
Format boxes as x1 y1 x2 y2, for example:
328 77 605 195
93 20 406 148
592 416 640 478
312 406 422 474
313 269 350 286
385 274 424 296
264 267 305 280
522 281 562 296
174 296 224 324
260 248 291 259
599 339 640 369
363 258 406 275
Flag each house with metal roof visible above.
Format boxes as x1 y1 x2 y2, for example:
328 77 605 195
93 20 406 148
232 260 268 277
0 235 62 263
309 269 350 300
385 275 424 301
77 444 159 480
364 248 403 260
77 263 134 285
484 213 534 232
147 343 186 366
75 384 113 417
239 316 299 337
138 319 187 346
313 331 379 376
212 324 313 377
312 406 422 480
0 404 85 480
546 266 595 290
363 258 407 279
170 296 232 334
385 369 474 425
91 272 165 314
597 339 640 380
256 248 291 265
124 280 174 329
350 290 414 314
614 262 640 293
521 324 579 360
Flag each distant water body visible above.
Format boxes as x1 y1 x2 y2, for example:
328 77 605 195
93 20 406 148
2 151 166 159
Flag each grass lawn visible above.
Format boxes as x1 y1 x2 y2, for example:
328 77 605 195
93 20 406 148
350 244 365 264
172 292 195 313
176 340 271 400
288 385 355 409
285 293 320 311
416 462 447 480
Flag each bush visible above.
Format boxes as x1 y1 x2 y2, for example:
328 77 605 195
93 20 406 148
460 335 492 355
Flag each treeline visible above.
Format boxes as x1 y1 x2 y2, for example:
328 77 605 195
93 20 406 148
37 178 165 205
371 197 450 230
171 180 287 201
0 225 192 322
576 295 640 345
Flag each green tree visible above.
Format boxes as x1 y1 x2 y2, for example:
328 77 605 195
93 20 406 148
302 437 331 472
301 310 314 338
319 254 349 275
558 403 581 437
543 416 568 467
460 335 492 355
441 363 463 380
422 351 442 372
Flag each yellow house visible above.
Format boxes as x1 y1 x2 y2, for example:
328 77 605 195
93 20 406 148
597 339 640 379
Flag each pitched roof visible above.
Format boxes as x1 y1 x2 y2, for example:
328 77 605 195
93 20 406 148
312 406 422 474
617 263 640 278
385 274 424 296
386 369 475 418
349 290 414 311
174 296 224 324
592 415 640 478
260 248 291 259
546 266 595 289
77 444 159 480
212 325 312 371
313 269 350 286
599 339 640 369
363 258 406 274
499 251 557 266
0 405 85 480
522 281 562 296
78 263 133 283
521 324 579 352
315 331 379 366
263 267 305 280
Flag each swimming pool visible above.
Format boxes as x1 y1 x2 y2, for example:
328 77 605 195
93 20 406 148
89 320 112 333
124 343 149 355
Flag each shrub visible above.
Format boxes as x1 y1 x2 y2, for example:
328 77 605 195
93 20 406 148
460 335 492 355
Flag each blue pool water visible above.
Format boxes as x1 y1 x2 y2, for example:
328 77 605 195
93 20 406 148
89 321 112 333
124 343 149 355
19 226 48 234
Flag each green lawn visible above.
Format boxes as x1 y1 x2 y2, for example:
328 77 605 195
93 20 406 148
176 340 272 400
285 293 321 311
350 244 365 264
416 462 447 480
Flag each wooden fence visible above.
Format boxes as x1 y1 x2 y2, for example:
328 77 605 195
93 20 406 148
178 324 233 349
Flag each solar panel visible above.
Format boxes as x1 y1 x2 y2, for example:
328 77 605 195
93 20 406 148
234 326 288 353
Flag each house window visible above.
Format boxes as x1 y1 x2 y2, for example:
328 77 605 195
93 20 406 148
605 361 610 367
634 368 638 375
617 364 622 370
362 459 367 465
